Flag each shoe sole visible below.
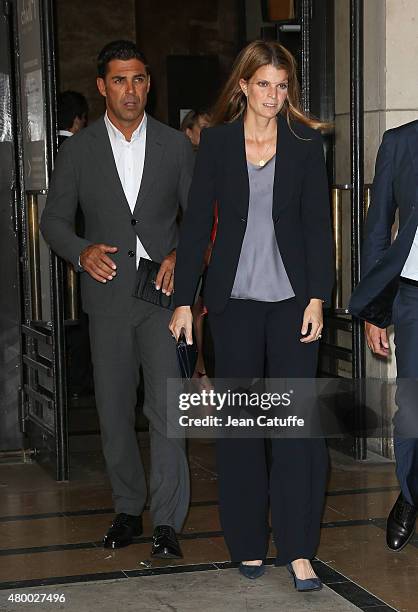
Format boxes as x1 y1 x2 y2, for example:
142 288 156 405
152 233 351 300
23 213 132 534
103 532 143 549
238 567 266 580
296 586 323 592
287 566 322 591
151 552 183 559
386 526 416 552
103 540 132 549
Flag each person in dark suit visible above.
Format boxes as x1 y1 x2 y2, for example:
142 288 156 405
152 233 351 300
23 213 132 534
170 40 334 590
349 121 418 551
41 40 194 558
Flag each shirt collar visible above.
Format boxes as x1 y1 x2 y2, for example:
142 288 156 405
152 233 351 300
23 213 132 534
58 130 73 137
104 111 147 143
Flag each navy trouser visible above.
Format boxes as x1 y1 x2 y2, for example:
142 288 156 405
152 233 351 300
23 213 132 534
208 298 328 565
393 281 418 506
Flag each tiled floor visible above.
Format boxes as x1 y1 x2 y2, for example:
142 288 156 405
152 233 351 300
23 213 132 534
0 437 415 612
1 570 365 612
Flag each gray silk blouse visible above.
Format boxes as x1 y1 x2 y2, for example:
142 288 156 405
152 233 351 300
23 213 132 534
231 155 295 302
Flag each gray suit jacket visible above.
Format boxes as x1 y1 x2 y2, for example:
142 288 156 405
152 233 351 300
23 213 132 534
41 115 194 316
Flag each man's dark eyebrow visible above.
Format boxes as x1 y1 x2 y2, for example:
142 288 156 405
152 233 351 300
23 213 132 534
111 73 147 79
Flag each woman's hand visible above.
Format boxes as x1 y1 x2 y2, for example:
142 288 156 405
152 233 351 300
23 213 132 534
300 298 323 343
169 306 193 344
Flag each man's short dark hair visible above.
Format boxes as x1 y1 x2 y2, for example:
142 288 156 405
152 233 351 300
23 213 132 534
97 40 149 79
57 91 88 131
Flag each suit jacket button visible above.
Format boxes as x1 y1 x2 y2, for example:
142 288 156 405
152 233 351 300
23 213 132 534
128 250 135 257
131 219 137 225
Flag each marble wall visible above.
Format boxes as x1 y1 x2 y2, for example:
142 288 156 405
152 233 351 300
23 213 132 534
55 0 136 121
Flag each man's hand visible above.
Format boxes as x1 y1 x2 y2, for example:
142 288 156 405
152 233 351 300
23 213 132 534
80 243 118 283
365 322 390 357
156 250 176 296
300 298 323 343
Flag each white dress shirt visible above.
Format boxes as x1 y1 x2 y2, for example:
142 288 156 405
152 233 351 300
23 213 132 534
104 112 150 267
401 228 418 281
58 129 74 138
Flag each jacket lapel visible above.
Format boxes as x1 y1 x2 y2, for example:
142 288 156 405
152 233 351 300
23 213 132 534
408 123 418 190
90 118 131 216
133 116 164 215
272 113 297 221
228 119 249 217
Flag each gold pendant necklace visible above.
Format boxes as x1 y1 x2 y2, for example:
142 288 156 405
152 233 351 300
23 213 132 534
258 142 272 167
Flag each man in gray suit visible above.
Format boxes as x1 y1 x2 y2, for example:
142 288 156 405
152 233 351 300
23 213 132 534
41 40 194 558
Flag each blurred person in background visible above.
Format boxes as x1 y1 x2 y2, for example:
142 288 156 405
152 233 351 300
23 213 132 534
180 109 210 150
57 90 92 400
57 90 88 146
181 109 214 382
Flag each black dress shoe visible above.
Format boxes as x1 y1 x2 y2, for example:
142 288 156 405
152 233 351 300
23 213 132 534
103 513 143 549
151 525 183 559
387 492 417 551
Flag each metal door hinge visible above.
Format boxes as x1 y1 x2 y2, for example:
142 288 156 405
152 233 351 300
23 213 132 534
18 386 28 433
11 184 18 235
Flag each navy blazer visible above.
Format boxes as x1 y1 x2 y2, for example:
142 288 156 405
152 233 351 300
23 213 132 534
174 114 334 314
349 120 418 327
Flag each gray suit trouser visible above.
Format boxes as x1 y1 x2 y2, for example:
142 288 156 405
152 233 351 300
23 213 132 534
88 297 189 532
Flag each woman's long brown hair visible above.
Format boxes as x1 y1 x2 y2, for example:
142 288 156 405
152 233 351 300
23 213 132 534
211 40 330 133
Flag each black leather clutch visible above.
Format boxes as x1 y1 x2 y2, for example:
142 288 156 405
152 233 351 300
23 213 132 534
176 332 198 379
133 258 175 310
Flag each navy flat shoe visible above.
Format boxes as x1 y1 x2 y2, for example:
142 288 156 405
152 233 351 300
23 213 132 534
239 562 266 579
286 563 322 592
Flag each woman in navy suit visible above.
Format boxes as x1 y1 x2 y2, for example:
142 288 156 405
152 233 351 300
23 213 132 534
170 41 334 590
